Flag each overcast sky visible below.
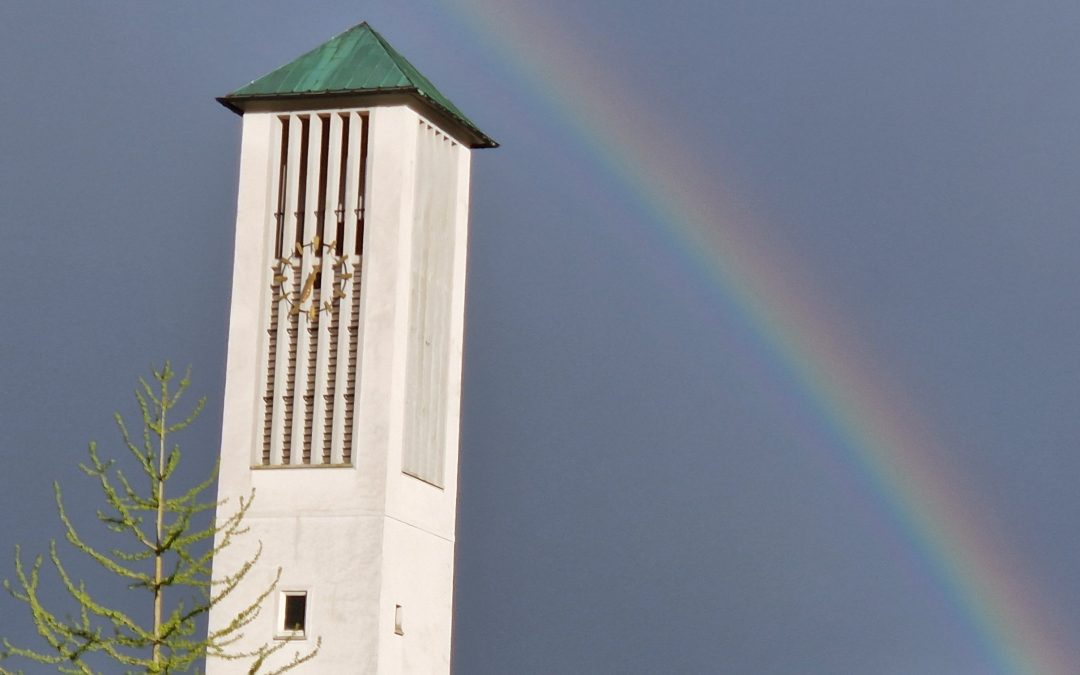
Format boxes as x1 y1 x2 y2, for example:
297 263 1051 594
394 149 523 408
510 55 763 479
3 2 1080 674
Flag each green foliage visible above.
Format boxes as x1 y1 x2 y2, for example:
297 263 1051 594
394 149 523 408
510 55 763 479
0 364 319 674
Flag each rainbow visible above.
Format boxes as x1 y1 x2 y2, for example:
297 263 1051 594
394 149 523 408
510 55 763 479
436 2 1072 672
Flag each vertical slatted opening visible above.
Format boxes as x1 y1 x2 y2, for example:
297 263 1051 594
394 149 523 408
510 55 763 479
335 113 350 257
303 284 320 464
274 117 290 259
281 273 299 465
292 113 322 465
316 113 360 465
315 115 331 258
323 268 341 464
263 116 290 465
342 259 362 465
355 114 369 256
261 110 370 468
294 116 311 251
262 274 281 466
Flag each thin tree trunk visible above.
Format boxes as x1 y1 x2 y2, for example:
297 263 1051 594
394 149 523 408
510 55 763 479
153 399 167 670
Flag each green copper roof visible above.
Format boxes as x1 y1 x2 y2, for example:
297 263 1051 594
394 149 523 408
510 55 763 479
219 22 496 148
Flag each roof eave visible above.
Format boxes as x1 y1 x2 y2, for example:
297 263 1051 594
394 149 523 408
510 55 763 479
217 89 498 149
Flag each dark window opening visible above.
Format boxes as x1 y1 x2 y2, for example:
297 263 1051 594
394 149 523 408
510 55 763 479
335 114 350 257
315 115 331 257
295 116 311 252
283 593 307 633
274 117 290 258
355 114 369 256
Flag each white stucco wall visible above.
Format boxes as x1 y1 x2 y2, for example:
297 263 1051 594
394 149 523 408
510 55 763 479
208 103 472 674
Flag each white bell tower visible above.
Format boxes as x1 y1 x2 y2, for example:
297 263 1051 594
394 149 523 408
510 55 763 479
206 22 495 674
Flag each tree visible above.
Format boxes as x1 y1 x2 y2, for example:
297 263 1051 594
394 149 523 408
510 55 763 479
0 364 319 674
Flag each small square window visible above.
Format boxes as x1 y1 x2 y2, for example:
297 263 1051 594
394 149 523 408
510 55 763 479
277 591 308 638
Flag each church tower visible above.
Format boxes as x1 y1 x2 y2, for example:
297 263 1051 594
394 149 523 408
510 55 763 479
206 23 496 673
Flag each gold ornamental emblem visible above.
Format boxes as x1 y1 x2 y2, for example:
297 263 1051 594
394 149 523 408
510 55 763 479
271 236 353 320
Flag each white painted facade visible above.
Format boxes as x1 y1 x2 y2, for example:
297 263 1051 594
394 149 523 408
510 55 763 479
206 102 472 674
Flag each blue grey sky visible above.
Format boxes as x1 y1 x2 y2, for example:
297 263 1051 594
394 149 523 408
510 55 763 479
3 2 1080 673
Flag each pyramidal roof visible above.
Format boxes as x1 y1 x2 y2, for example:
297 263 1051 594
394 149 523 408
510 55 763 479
219 22 496 148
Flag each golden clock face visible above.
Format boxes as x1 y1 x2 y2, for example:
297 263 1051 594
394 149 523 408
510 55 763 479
271 235 353 320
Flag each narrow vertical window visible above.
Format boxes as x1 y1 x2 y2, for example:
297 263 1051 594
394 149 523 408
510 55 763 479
263 116 291 466
282 273 299 465
315 115 331 257
335 114 350 257
342 274 361 465
262 290 280 466
355 113 369 256
322 294 338 465
335 113 368 465
274 117 290 258
295 116 311 251
303 292 319 464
